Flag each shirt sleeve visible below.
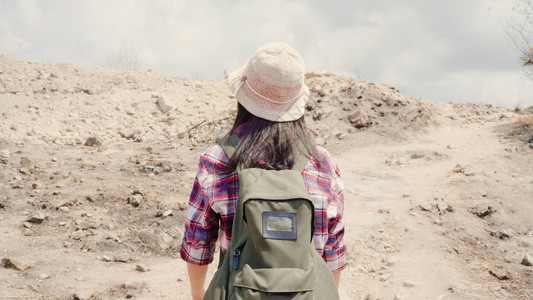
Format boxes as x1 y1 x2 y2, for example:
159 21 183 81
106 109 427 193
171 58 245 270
180 156 220 265
323 160 348 272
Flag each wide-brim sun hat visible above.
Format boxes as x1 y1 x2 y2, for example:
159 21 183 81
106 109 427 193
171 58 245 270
227 42 310 122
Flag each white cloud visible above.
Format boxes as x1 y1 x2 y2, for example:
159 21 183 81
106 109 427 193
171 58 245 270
1 33 32 53
0 0 531 107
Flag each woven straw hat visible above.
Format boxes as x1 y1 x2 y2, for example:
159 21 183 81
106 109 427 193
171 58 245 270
227 42 309 122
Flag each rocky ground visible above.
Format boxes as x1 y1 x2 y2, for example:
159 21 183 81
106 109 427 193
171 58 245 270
0 55 532 299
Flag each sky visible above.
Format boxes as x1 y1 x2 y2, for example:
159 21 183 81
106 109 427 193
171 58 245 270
1 0 532 108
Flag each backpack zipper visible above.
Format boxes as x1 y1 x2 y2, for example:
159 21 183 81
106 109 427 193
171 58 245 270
233 247 243 270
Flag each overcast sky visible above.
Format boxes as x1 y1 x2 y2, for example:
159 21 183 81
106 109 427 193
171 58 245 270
1 0 532 108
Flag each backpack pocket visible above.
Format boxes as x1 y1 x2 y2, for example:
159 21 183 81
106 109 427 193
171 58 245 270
231 264 314 300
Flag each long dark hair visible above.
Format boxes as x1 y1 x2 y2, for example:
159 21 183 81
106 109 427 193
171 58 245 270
225 103 315 172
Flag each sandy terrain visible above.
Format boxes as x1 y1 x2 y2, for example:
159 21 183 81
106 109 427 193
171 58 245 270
0 55 532 299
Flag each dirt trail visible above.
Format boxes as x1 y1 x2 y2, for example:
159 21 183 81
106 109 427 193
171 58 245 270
336 123 532 299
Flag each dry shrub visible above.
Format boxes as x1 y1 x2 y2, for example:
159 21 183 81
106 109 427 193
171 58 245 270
515 115 533 125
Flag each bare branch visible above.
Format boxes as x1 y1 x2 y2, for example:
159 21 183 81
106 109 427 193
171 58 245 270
503 0 533 77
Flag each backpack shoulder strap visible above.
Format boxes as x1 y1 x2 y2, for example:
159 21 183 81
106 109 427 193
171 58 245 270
217 135 240 159
292 153 311 173
292 143 316 173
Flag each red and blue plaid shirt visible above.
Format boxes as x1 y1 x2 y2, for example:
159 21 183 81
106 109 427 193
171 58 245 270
180 127 347 272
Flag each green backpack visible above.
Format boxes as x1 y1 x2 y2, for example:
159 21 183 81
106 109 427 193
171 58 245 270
203 135 339 300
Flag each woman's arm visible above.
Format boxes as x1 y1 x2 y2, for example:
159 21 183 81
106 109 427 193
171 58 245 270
187 263 208 300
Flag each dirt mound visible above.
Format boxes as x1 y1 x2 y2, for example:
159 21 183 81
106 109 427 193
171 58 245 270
1 56 518 148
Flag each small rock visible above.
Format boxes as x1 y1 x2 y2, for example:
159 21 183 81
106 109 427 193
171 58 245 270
489 268 510 280
84 137 101 147
32 181 44 189
39 273 50 280
155 96 172 114
449 283 467 293
100 255 112 262
75 220 97 231
81 161 98 169
501 282 511 290
58 206 70 213
373 244 387 252
0 150 10 159
452 163 465 173
379 274 391 281
464 170 475 176
365 293 378 300
127 194 144 207
434 219 443 226
377 208 390 214
521 253 533 266
136 264 147 272
19 167 31 175
488 283 501 292
72 292 92 300
366 260 382 272
23 228 33 236
394 291 409 300
114 253 130 263
418 201 433 212
1 258 30 271
119 128 137 140
22 222 33 229
436 201 450 213
403 280 415 287
335 132 348 140
96 239 117 250
20 157 32 167
348 110 371 128
178 202 187 211
162 210 173 217
70 230 85 240
491 230 509 240
107 234 121 242
469 203 494 218
385 257 399 267
410 152 425 159
26 212 45 224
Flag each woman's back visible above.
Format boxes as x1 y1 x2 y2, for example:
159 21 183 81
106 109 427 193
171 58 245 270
181 131 346 271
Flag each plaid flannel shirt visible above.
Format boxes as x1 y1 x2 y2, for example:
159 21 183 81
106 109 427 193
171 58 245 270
180 128 347 272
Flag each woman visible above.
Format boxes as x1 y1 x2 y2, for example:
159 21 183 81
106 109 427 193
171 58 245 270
180 42 347 300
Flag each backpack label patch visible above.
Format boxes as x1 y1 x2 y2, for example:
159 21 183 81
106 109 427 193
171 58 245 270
262 211 297 240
